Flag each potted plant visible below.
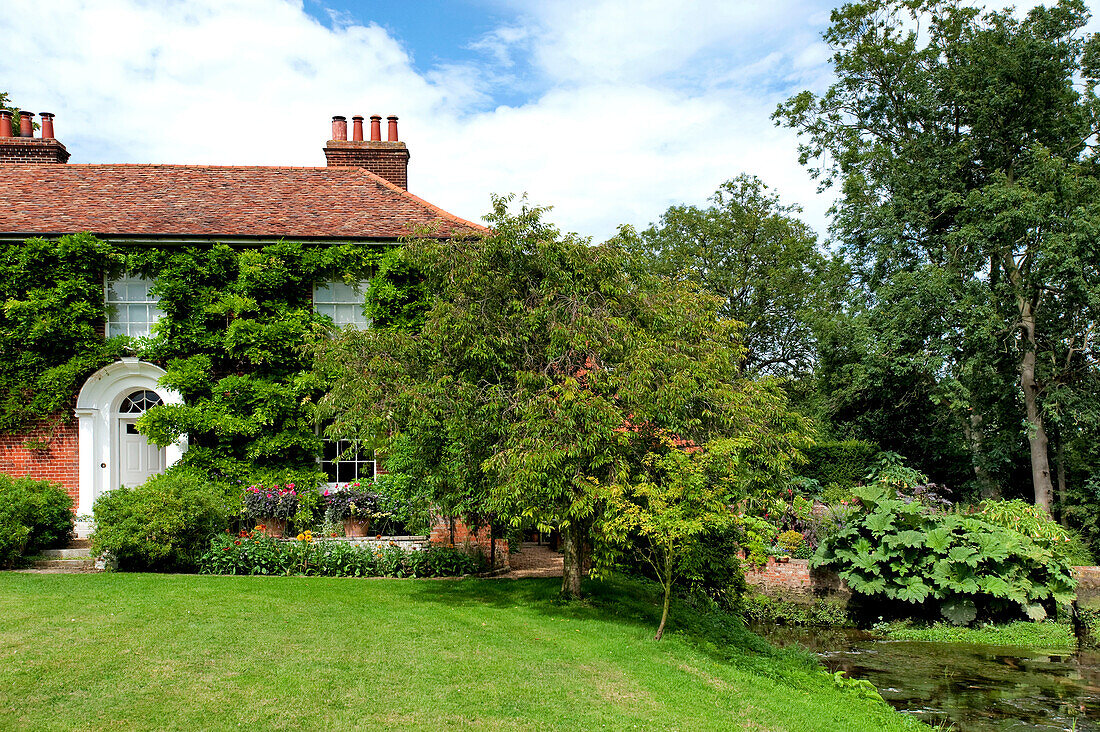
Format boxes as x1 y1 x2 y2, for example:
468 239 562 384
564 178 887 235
324 483 379 537
243 484 299 538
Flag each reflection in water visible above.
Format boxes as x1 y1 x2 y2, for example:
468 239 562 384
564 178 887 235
757 625 1100 731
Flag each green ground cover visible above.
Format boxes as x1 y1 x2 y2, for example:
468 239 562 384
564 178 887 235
878 620 1076 649
0 574 921 731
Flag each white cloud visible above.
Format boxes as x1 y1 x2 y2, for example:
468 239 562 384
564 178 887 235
34 0 1084 244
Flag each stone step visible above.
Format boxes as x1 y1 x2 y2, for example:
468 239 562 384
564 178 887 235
41 548 92 559
29 558 98 571
67 539 91 549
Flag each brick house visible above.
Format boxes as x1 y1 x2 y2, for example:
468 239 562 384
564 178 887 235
0 109 501 557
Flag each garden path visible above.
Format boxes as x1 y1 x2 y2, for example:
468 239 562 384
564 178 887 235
505 542 563 579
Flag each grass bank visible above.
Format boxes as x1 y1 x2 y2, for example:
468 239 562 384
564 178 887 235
0 573 921 731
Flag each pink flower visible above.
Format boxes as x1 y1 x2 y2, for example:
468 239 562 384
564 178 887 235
323 490 330 497
288 483 295 489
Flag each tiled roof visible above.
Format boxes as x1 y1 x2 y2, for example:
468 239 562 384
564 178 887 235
0 164 485 239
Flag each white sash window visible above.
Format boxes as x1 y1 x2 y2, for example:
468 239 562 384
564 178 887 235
313 278 369 328
105 274 164 339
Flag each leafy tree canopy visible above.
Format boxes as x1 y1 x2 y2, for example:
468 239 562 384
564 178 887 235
317 196 812 598
776 0 1100 510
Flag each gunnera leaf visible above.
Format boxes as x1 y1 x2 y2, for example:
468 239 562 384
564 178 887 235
940 598 977 626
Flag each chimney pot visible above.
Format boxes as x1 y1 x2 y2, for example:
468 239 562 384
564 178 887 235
18 111 33 137
331 115 347 141
0 111 11 138
387 115 399 142
370 114 382 141
39 112 55 140
352 115 364 141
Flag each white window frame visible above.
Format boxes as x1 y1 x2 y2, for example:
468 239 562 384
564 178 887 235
313 277 370 329
105 273 164 339
321 439 376 486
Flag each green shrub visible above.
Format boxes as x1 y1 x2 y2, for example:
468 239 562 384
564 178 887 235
739 594 850 627
797 440 879 492
0 508 31 567
92 469 237 571
734 514 779 568
814 485 1077 624
678 524 747 609
0 474 73 564
976 499 1093 564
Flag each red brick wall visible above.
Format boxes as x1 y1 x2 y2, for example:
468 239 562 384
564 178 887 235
429 514 509 569
0 419 79 508
0 138 70 164
744 557 850 600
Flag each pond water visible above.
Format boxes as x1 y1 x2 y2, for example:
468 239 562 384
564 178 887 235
757 625 1100 731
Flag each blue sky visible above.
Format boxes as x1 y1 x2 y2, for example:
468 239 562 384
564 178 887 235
1 0 1089 241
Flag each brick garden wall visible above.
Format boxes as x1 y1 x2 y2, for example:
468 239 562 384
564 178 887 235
744 558 850 601
0 419 79 508
429 515 509 569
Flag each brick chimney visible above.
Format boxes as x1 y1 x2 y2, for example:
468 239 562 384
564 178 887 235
0 111 70 164
324 113 410 189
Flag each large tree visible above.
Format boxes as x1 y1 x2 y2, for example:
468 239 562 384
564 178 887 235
622 174 837 379
776 0 1100 510
317 197 810 598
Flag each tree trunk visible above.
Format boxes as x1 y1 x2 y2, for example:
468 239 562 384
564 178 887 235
1018 298 1054 512
963 409 1000 499
655 555 672 641
560 522 585 599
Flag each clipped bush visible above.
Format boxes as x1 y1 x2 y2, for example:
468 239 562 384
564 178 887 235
92 469 237 571
0 474 73 565
814 485 1077 624
797 440 879 492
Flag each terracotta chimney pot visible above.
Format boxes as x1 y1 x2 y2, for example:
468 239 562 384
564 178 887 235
39 112 55 140
387 115 399 142
18 111 33 137
352 115 364 141
331 115 347 141
370 115 381 141
0 111 11 138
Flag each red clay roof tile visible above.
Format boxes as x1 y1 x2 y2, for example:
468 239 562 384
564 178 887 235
0 164 485 239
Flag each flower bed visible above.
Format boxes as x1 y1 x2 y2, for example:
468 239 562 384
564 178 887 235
199 528 484 578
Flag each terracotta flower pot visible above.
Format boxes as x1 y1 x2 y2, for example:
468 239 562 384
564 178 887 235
343 517 371 538
258 518 287 538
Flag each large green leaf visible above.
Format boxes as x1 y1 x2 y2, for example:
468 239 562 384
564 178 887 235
887 530 925 548
974 533 1010 563
896 577 931 604
978 575 1011 598
947 545 979 567
864 510 896 535
925 527 952 553
940 598 977 626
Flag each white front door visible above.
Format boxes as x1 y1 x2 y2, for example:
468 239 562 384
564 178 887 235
118 417 166 488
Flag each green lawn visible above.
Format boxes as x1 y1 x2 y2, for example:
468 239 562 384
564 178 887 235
0 573 921 731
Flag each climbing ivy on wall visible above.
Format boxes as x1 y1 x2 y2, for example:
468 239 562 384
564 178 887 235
0 233 427 479
0 233 127 430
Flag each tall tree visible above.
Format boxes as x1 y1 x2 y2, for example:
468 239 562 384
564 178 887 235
622 174 836 378
317 197 810 598
776 0 1100 510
